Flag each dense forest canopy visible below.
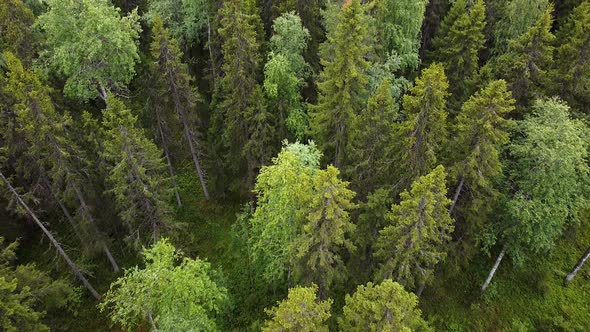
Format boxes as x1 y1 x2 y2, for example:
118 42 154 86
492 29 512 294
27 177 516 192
1 0 590 330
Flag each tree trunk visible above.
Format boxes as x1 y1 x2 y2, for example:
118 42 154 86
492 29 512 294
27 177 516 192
0 172 101 300
43 178 85 243
416 283 425 297
565 245 590 283
481 244 507 292
157 117 182 207
449 176 464 215
178 106 210 200
98 82 108 104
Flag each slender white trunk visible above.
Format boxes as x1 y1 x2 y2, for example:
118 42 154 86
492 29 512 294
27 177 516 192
157 118 182 207
481 244 507 292
0 172 101 300
565 246 590 283
449 176 465 214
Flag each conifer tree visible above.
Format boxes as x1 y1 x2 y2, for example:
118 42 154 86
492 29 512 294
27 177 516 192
347 79 398 196
552 1 590 114
449 80 515 234
430 0 486 107
150 17 210 200
397 63 449 189
494 5 555 111
492 0 549 55
296 166 356 299
0 0 36 63
2 52 120 272
262 285 332 332
310 0 372 167
102 96 174 246
338 279 432 331
37 0 141 102
375 166 454 293
482 98 589 291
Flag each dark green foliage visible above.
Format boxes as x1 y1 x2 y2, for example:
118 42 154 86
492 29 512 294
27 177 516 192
0 0 36 63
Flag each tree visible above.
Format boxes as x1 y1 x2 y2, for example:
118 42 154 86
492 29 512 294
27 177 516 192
372 0 428 70
397 63 449 189
37 0 141 101
338 279 432 331
448 80 515 248
375 166 454 294
482 98 589 292
494 5 555 111
150 16 210 200
0 0 36 63
101 96 174 246
492 0 549 55
0 236 80 332
2 52 120 272
429 0 486 107
264 12 310 140
100 238 228 332
296 165 357 299
262 285 332 332
552 1 590 114
347 79 399 196
310 0 372 167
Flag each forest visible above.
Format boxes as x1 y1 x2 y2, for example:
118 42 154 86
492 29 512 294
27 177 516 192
1 0 590 330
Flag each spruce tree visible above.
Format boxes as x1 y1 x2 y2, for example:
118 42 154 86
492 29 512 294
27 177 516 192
553 1 590 114
102 96 174 246
310 0 372 167
338 279 432 332
0 0 36 63
296 166 357 299
430 0 486 108
494 5 555 112
375 165 454 293
150 16 210 200
492 0 549 56
397 63 449 190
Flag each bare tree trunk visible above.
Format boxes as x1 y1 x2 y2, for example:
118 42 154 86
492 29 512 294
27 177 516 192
157 117 182 207
449 176 464 215
43 178 85 243
207 18 217 80
74 187 120 273
481 244 507 292
0 172 101 300
565 245 590 283
179 111 210 200
416 283 425 297
98 82 108 104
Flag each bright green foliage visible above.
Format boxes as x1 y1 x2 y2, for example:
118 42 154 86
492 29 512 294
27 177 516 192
215 0 272 190
0 0 36 62
37 0 141 101
145 0 211 47
251 142 321 283
264 12 310 140
492 0 549 55
262 285 332 332
100 238 228 332
430 0 486 106
553 1 590 114
494 5 555 110
501 99 589 263
372 0 428 69
375 165 454 289
0 237 79 332
102 96 174 245
397 63 449 188
347 79 398 195
338 279 432 332
449 80 515 239
310 0 372 167
296 165 357 298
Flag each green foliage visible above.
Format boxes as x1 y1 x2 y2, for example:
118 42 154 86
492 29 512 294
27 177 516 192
100 238 228 331
338 279 432 331
552 1 590 114
501 98 589 262
101 96 174 246
430 0 486 106
0 237 80 332
376 165 454 290
37 0 141 101
144 0 211 47
494 4 555 111
269 12 310 81
492 0 549 55
310 0 372 167
397 63 449 188
262 285 332 332
0 0 36 63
